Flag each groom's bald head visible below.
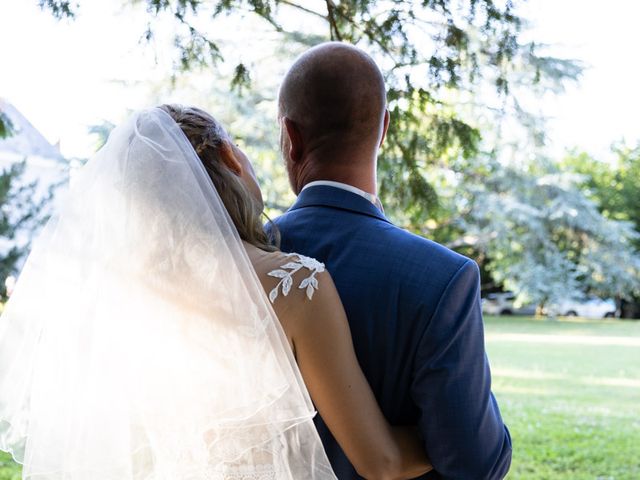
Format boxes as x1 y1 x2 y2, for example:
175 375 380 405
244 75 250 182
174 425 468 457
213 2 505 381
278 42 387 152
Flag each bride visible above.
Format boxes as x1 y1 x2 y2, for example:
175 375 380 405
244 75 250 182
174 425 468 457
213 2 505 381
0 106 431 479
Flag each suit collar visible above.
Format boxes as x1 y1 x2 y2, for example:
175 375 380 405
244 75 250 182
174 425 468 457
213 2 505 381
289 185 391 224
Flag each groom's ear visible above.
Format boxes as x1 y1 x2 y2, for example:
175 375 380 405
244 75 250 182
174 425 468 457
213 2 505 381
283 117 304 164
379 109 390 148
218 140 243 176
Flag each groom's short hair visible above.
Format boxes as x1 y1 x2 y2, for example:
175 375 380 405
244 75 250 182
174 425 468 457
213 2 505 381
278 42 387 150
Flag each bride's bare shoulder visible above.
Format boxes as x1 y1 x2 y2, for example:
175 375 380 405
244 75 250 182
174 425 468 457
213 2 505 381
246 245 337 310
246 244 347 357
263 252 327 303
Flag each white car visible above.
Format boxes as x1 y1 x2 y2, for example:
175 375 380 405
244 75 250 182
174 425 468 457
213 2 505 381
550 298 616 318
482 292 537 316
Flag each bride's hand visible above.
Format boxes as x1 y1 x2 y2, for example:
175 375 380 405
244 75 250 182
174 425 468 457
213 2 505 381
390 426 433 478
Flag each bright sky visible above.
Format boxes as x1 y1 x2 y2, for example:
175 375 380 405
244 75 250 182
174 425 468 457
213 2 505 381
1 0 638 160
520 0 640 158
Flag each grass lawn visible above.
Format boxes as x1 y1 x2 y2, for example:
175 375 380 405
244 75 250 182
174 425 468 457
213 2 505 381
485 315 640 480
1 316 638 479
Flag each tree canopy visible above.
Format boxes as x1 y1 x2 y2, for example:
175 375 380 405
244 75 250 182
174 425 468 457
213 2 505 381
39 0 547 212
563 145 640 248
36 0 640 308
0 112 13 140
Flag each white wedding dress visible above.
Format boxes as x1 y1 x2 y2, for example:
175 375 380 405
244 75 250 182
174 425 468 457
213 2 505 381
0 108 337 479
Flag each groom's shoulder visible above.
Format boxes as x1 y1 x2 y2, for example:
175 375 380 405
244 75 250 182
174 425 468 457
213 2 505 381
384 222 471 275
273 207 471 277
379 226 482 318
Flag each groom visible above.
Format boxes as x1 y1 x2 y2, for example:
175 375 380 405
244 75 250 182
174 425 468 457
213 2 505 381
272 43 512 479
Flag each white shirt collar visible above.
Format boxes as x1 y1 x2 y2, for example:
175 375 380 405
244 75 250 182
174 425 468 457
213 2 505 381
302 180 384 212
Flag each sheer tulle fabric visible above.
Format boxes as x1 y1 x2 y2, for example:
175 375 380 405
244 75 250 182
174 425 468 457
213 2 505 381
0 109 336 479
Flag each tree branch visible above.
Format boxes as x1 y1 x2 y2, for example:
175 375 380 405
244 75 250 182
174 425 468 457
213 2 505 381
326 3 400 65
324 0 343 41
279 0 326 20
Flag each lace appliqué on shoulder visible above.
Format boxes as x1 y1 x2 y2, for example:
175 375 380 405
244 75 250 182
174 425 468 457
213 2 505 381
267 254 325 303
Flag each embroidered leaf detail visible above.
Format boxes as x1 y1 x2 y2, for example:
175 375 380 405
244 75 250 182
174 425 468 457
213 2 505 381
281 262 300 270
268 269 288 278
306 284 315 300
298 256 325 273
267 253 325 304
283 276 293 296
269 287 278 303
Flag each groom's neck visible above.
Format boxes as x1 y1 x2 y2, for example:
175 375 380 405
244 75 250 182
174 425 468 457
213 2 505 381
295 145 378 195
295 147 379 196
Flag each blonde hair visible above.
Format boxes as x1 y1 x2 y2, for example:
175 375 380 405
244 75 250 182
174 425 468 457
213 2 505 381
159 104 278 252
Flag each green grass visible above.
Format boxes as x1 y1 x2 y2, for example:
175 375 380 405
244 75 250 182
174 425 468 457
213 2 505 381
0 454 19 480
1 316 638 479
485 316 640 479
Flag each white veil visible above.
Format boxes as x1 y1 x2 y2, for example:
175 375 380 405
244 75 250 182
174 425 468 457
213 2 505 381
0 108 336 479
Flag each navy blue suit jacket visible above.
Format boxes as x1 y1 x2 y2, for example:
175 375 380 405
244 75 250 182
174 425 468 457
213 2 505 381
271 185 511 479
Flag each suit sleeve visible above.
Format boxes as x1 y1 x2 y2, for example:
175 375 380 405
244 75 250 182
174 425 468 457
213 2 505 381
411 260 512 479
